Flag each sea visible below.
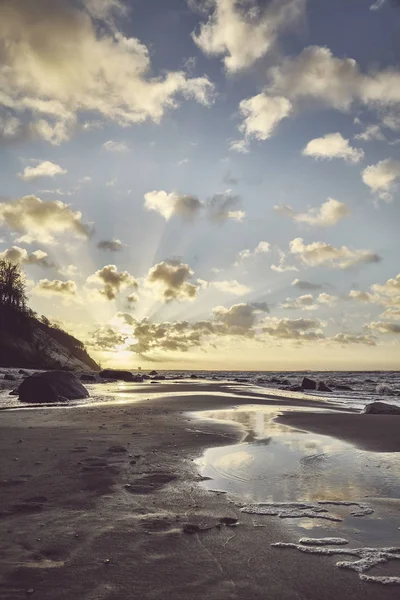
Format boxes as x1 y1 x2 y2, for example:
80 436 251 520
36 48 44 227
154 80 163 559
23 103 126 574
0 368 400 411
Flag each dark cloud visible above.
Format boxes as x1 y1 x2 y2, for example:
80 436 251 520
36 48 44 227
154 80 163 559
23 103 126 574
97 239 125 252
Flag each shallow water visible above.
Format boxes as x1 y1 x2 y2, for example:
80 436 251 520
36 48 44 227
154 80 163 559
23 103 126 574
195 405 400 546
196 405 400 503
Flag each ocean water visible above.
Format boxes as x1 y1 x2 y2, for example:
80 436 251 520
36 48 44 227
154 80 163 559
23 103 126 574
0 369 399 410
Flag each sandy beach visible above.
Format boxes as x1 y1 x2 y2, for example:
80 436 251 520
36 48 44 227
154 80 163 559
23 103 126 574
1 380 400 599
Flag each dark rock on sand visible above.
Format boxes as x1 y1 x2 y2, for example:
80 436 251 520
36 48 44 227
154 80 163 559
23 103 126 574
18 371 89 403
301 377 317 390
80 373 97 381
289 385 303 392
149 370 158 377
4 373 17 381
99 369 134 381
317 381 332 392
18 369 30 376
9 388 19 396
362 401 400 415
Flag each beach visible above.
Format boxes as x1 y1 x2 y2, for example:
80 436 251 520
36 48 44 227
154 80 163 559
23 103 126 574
1 379 400 599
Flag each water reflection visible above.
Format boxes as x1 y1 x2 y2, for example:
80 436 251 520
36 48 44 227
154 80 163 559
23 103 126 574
196 405 400 505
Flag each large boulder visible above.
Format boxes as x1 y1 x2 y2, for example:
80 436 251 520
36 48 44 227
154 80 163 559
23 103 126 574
317 381 332 392
149 370 158 377
99 369 134 382
362 402 400 415
301 377 317 390
18 371 89 403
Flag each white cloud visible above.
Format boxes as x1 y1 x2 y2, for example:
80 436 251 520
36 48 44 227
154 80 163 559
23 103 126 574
291 279 322 290
59 264 78 278
0 246 55 268
144 189 245 223
206 279 252 296
262 316 325 341
191 0 305 73
33 278 77 296
370 0 386 10
354 124 385 142
0 195 90 243
317 293 338 306
302 133 364 163
349 274 400 312
144 190 203 221
289 237 381 269
213 302 269 335
102 140 129 152
237 94 292 143
274 198 350 227
281 294 318 311
146 260 198 302
0 0 214 144
371 273 400 297
367 321 400 335
270 250 298 273
18 161 67 182
235 241 270 264
269 45 400 111
87 264 138 300
229 139 249 154
207 191 245 222
362 159 400 202
330 333 376 346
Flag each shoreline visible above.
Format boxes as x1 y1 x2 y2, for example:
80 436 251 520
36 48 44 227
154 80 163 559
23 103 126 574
1 382 399 599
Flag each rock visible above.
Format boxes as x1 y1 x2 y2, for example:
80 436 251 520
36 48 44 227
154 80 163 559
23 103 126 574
99 369 134 381
18 369 30 376
18 371 89 403
153 375 166 380
190 374 198 379
80 373 97 381
149 370 158 377
301 377 317 390
288 385 303 392
132 375 144 382
362 402 400 415
4 373 17 381
317 381 332 392
9 388 20 396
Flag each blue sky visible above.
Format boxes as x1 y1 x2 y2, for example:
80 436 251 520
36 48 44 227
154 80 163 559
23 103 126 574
0 0 399 369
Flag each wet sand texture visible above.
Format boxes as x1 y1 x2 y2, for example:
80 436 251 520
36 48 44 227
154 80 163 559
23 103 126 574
0 382 399 599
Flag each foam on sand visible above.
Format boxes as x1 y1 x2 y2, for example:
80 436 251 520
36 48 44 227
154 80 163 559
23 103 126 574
272 539 400 585
239 500 373 521
299 537 349 546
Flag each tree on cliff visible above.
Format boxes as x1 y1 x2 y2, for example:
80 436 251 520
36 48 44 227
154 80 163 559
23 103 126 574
0 260 28 311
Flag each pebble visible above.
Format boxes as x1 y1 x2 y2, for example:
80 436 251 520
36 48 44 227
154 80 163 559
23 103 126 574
26 589 35 596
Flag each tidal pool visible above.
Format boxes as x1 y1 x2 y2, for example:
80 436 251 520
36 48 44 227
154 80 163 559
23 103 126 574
194 405 400 542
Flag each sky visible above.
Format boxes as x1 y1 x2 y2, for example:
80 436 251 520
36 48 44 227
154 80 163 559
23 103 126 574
0 0 400 371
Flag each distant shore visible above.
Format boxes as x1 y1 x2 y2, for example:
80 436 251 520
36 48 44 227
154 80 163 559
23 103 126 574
0 380 399 599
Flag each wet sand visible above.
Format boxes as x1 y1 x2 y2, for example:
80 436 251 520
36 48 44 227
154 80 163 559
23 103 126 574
0 381 399 599
276 412 400 452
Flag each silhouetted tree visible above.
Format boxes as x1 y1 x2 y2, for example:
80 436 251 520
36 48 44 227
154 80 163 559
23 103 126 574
0 260 27 310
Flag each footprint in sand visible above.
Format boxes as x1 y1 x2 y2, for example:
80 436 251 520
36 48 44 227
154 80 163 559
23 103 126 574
124 473 177 494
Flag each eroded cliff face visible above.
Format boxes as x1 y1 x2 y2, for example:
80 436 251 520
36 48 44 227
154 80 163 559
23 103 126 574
0 321 99 371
